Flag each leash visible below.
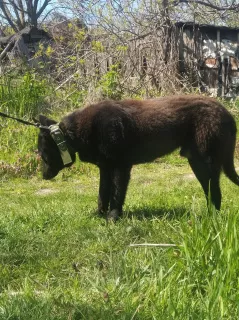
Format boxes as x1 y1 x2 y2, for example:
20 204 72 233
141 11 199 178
0 111 49 129
0 110 73 165
0 109 73 165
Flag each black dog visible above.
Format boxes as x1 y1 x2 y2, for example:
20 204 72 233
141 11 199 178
36 95 239 220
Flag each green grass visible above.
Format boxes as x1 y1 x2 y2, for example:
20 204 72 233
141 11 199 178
0 160 239 319
0 71 52 117
1 73 239 319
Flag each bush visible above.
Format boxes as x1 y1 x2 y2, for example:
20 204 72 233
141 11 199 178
0 71 52 118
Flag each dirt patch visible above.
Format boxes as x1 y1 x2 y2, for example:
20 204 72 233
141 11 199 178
181 173 196 180
35 188 58 196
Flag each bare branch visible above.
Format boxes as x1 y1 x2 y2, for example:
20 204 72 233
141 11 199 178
174 0 239 11
17 0 25 25
8 0 28 14
0 0 18 31
33 0 40 13
8 0 25 29
36 0 51 19
0 39 14 61
0 0 53 30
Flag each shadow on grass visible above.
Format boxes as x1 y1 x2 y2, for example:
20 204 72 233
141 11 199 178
124 205 189 220
90 204 192 222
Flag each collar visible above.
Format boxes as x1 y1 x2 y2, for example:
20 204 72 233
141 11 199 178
49 123 73 165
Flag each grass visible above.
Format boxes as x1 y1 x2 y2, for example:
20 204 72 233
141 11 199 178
1 73 239 319
0 71 52 117
0 159 239 319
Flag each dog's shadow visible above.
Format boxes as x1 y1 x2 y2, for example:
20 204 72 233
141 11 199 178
123 205 190 220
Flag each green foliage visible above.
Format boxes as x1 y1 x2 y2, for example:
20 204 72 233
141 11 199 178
99 64 123 100
116 45 128 52
235 98 239 108
0 71 52 117
92 40 105 52
0 121 40 178
55 85 87 110
0 71 53 178
34 43 55 58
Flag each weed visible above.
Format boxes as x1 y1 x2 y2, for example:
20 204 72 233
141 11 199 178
98 64 123 100
0 71 52 117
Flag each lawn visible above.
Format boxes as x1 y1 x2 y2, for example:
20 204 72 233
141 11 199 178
1 80 239 318
0 155 239 319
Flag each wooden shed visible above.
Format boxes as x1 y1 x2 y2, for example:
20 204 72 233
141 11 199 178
0 26 51 68
176 22 239 97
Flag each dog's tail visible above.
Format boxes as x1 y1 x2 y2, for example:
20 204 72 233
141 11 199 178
223 160 239 186
222 127 239 186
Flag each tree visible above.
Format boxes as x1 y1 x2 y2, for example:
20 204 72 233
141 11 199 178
172 0 239 27
0 0 52 32
50 0 238 97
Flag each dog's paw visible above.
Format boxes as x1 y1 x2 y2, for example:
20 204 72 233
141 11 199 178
107 209 121 222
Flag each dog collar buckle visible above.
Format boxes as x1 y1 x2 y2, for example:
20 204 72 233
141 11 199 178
49 124 73 165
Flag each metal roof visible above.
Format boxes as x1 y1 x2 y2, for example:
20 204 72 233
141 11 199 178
176 22 239 32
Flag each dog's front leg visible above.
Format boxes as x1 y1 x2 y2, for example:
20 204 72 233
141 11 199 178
98 166 111 215
108 165 132 221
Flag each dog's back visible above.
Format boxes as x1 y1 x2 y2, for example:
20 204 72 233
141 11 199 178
62 95 236 165
115 95 235 163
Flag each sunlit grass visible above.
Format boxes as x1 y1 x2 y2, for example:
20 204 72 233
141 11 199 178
0 159 239 319
1 74 239 319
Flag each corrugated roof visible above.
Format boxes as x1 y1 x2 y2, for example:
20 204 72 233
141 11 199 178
176 22 239 32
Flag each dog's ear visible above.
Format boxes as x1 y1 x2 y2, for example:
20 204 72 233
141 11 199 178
33 117 40 125
38 115 57 127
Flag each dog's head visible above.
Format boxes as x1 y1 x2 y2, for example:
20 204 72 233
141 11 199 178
36 115 75 180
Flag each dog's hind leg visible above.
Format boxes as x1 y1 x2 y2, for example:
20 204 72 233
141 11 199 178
108 165 132 221
188 154 222 210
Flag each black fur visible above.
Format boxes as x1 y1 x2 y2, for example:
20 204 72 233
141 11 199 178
37 95 239 220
